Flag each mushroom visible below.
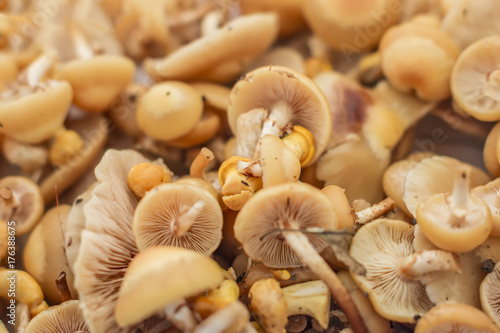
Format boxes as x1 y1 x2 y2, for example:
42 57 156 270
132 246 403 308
132 182 223 255
0 176 44 235
145 13 279 83
193 300 252 333
1 135 49 178
48 128 85 167
23 205 77 304
414 302 499 333
450 36 500 121
165 109 222 149
244 47 305 74
416 166 492 253
135 81 204 142
248 278 288 333
193 279 240 319
24 300 89 333
480 263 500 328
115 246 224 328
0 52 18 91
379 21 459 101
108 82 147 139
127 162 172 198
234 182 369 333
302 0 400 52
483 122 500 178
472 178 500 236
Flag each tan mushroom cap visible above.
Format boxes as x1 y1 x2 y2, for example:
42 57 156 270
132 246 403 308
245 47 305 74
473 178 500 236
451 36 500 121
132 182 223 255
483 122 500 178
303 0 400 51
481 263 500 328
0 80 72 144
115 246 224 327
190 82 231 112
54 55 136 114
228 66 331 164
349 219 433 323
23 205 77 304
24 300 89 333
234 182 338 268
145 13 279 83
0 176 44 235
379 22 459 101
414 302 499 333
136 81 204 141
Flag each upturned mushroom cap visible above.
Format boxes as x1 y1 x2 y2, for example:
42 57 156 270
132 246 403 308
451 36 500 121
136 81 204 141
23 205 77 304
115 246 224 327
472 178 500 236
54 55 136 114
24 300 89 333
228 66 331 164
0 80 72 143
414 302 499 333
303 0 401 52
132 182 223 255
480 263 500 328
234 182 338 268
349 219 433 322
145 13 279 83
0 176 44 235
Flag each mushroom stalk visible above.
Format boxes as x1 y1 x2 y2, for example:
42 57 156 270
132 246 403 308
448 166 471 227
259 101 294 140
55 271 73 302
280 221 369 333
398 250 463 280
190 147 215 179
354 197 396 225
171 201 205 237
236 160 262 177
71 25 94 60
163 299 198 333
23 52 56 87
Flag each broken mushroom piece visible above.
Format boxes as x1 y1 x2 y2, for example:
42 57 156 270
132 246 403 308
127 162 172 198
414 302 499 333
115 246 224 327
0 176 44 235
451 36 500 121
24 300 89 333
234 182 369 333
145 13 279 83
248 278 288 333
132 182 223 255
416 166 492 252
194 300 251 333
480 263 500 328
379 22 459 101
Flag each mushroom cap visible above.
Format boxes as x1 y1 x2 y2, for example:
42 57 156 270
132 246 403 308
451 36 500 121
23 205 77 304
414 302 499 333
0 53 18 91
115 246 224 327
132 182 223 255
191 82 231 112
480 263 500 328
245 47 305 74
0 176 44 235
145 13 279 83
303 0 400 51
483 122 500 178
234 182 338 268
403 155 490 217
379 22 459 101
24 300 89 333
0 81 72 144
228 66 331 164
136 81 204 141
349 219 433 322
55 55 136 113
472 178 500 236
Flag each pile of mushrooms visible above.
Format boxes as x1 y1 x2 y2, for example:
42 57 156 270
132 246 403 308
2 0 500 332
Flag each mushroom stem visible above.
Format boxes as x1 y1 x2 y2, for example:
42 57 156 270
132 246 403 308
163 299 198 333
70 24 94 60
22 52 56 87
450 166 471 210
236 160 262 177
398 250 463 280
171 200 205 237
55 271 73 302
190 147 215 179
354 197 396 225
259 101 294 139
281 221 369 333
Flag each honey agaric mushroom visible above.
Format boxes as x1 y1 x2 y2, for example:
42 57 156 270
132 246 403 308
23 205 77 304
248 278 288 333
234 182 369 333
115 246 224 328
481 263 500 328
0 176 44 235
127 162 172 198
136 81 204 142
416 166 492 252
73 149 168 333
320 185 355 230
132 182 223 255
414 302 499 333
24 300 89 333
451 36 500 121
379 22 459 101
0 53 73 144
403 155 490 218
472 178 500 236
145 13 279 83
166 109 222 149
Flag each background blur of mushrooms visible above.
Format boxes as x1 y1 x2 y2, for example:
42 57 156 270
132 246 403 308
1 0 500 332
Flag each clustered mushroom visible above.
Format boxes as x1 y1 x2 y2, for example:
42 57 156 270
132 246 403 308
2 1 500 332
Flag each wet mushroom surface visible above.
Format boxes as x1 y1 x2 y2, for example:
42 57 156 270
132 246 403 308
1 1 500 332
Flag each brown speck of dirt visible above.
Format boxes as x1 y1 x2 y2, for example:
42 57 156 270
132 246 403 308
481 259 495 273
